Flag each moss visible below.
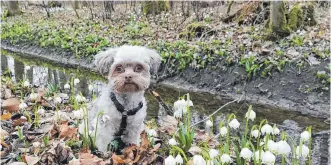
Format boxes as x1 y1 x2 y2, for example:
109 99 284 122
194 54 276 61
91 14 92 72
304 2 317 26
266 1 290 40
288 5 303 31
179 22 211 40
143 1 169 15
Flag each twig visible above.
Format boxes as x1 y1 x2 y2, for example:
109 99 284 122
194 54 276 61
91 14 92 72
190 94 244 128
148 89 172 115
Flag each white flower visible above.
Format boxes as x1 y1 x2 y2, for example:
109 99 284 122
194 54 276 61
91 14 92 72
19 102 27 110
267 140 278 154
262 151 276 165
37 108 45 115
21 116 27 120
174 110 183 119
229 119 240 129
251 130 259 138
261 124 273 135
186 99 193 107
102 115 110 122
240 148 253 160
209 149 219 158
277 140 291 155
260 142 265 146
29 93 38 101
296 145 309 158
64 84 70 89
33 141 41 148
254 150 264 161
147 129 158 137
220 126 227 137
272 127 280 135
168 138 178 146
73 109 84 119
193 155 206 165
175 154 184 164
25 66 31 70
245 109 256 121
300 131 311 142
74 78 80 85
75 95 86 103
220 153 232 163
23 81 30 87
164 155 176 165
54 97 62 104
88 85 93 91
206 120 213 128
174 99 188 114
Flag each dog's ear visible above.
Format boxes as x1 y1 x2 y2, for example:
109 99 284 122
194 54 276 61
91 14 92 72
94 48 118 76
145 48 161 75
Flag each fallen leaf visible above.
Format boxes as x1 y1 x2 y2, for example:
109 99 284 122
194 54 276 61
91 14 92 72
0 127 9 137
2 98 20 112
25 155 40 165
0 112 12 120
13 117 27 127
159 115 178 134
58 121 78 140
68 151 106 165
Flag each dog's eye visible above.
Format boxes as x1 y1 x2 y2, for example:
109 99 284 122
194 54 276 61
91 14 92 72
134 64 143 72
115 65 124 73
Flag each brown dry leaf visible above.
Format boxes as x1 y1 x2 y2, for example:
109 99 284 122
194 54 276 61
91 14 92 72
68 151 106 165
149 143 161 153
0 139 9 148
0 112 12 120
0 127 9 137
13 117 27 127
159 115 178 134
25 155 40 165
140 131 149 149
2 98 20 112
58 121 78 140
112 153 132 164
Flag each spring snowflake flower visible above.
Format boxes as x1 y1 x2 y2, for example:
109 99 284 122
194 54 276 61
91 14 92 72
88 85 93 91
229 119 240 129
209 149 219 158
220 126 227 137
221 153 232 163
25 66 31 70
23 81 30 87
277 140 291 155
147 129 158 137
272 127 280 135
64 84 70 89
261 124 273 135
76 95 86 103
193 155 206 165
175 154 184 164
254 150 264 161
262 151 276 165
245 109 256 121
300 131 311 142
32 141 41 148
296 145 309 158
54 97 62 104
73 109 84 119
164 155 176 165
267 140 278 154
240 148 253 160
206 120 213 128
29 93 38 101
251 130 259 138
168 138 178 146
19 102 27 110
174 99 188 114
74 78 80 85
174 110 183 119
37 108 45 115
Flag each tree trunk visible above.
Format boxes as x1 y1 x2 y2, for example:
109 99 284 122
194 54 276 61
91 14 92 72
72 0 80 9
268 1 290 37
7 1 21 16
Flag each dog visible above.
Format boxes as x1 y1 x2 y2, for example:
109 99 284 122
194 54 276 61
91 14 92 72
79 45 161 153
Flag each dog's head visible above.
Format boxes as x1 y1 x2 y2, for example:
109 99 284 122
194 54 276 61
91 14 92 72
94 45 161 93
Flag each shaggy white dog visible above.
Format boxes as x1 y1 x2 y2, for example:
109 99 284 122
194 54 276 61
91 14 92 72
79 45 161 153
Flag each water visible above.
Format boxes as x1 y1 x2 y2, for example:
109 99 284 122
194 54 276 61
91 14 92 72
1 50 330 164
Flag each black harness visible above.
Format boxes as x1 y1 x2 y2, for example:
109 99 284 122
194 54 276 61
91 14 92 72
108 92 143 152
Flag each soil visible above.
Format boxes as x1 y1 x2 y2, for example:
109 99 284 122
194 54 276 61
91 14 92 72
1 39 330 120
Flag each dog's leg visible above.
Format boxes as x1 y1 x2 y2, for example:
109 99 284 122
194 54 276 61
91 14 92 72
121 122 144 145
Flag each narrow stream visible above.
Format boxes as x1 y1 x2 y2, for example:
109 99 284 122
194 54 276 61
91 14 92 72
1 50 330 164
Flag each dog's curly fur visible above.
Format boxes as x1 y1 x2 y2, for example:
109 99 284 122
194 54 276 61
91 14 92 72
79 45 161 152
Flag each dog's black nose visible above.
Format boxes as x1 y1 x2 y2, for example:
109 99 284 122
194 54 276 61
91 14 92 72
125 76 132 79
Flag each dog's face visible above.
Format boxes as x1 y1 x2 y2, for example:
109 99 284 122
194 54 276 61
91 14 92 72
94 45 161 93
